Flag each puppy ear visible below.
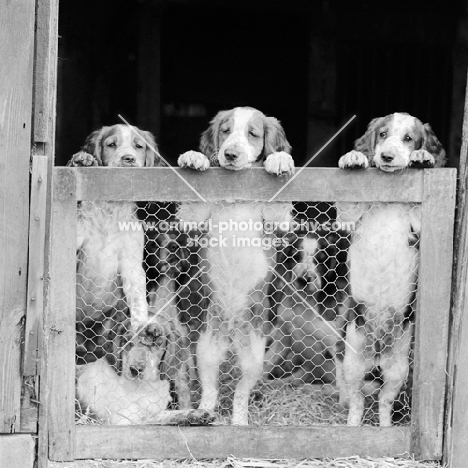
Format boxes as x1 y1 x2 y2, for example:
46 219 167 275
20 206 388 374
83 128 107 166
142 130 166 167
200 125 217 164
354 117 385 165
159 322 188 380
103 320 128 375
421 123 446 167
263 116 292 158
200 110 231 166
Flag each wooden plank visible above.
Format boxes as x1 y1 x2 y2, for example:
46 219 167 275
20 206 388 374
33 0 60 466
0 435 35 468
411 169 457 459
0 0 35 433
46 169 77 461
33 0 59 145
75 425 411 460
24 156 49 376
67 167 426 202
444 71 468 468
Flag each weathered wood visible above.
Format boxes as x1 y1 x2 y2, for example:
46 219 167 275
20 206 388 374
0 435 35 468
444 73 468 468
0 0 35 433
67 167 426 202
33 1 60 466
33 0 60 145
24 156 49 376
47 170 77 461
411 169 457 459
75 425 411 460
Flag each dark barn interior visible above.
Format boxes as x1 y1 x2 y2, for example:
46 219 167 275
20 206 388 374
56 0 466 168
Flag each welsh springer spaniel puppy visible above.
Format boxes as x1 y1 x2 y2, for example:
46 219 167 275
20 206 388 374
178 106 294 176
76 317 214 425
68 124 164 335
336 112 446 426
338 112 446 171
177 107 294 425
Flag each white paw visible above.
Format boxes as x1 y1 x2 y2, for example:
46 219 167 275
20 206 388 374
264 151 295 176
338 150 369 169
178 151 210 171
409 149 435 168
67 151 98 167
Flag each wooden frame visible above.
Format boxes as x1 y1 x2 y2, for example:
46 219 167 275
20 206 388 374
444 78 468 467
47 167 456 462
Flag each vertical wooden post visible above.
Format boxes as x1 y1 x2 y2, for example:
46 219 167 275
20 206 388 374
0 0 36 433
24 156 49 376
33 0 60 466
411 169 457 459
444 73 468 468
46 169 77 461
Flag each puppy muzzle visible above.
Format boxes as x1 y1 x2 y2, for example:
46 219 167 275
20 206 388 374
219 142 251 170
375 138 409 172
112 146 140 167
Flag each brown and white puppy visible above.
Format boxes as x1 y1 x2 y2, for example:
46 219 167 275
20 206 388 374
338 112 446 171
68 124 164 333
336 113 446 426
76 317 214 425
177 106 294 176
176 107 294 425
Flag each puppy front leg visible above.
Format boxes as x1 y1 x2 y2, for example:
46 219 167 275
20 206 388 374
197 329 228 413
233 330 266 426
178 151 210 171
343 321 367 426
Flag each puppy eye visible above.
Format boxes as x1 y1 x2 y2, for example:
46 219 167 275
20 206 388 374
135 143 144 149
379 132 387 138
220 128 230 134
107 142 116 148
249 131 259 138
404 135 412 142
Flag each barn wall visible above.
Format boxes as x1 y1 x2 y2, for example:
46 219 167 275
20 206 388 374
0 0 35 434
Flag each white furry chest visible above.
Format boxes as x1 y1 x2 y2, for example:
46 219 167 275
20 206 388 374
78 201 137 245
349 204 418 310
77 201 141 274
204 203 271 316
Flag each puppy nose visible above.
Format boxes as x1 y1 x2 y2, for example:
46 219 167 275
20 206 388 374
381 152 395 163
129 362 145 377
224 150 239 162
121 155 136 165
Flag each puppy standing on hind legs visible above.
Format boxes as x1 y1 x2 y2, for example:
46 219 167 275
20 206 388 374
336 112 446 426
178 106 294 425
67 124 165 335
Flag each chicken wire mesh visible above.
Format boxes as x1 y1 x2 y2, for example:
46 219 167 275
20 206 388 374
74 200 418 427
